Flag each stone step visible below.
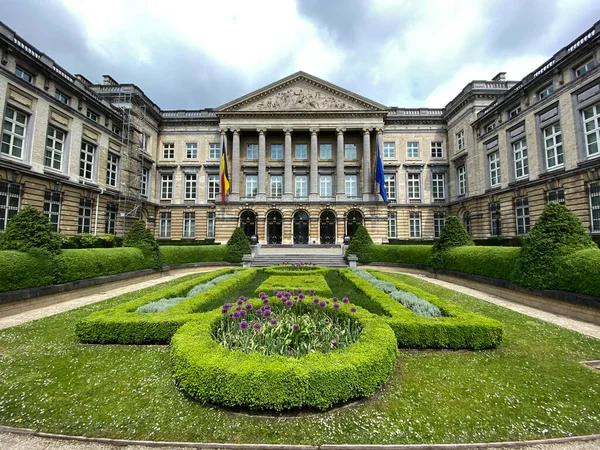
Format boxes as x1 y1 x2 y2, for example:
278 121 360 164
250 254 347 268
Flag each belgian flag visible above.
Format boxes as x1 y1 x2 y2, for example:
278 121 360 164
220 132 230 204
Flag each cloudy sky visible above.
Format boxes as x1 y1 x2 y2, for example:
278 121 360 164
2 0 599 110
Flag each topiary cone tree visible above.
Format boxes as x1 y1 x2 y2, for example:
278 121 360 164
225 227 252 263
123 220 162 269
429 216 474 269
512 202 596 290
0 206 61 254
345 225 374 263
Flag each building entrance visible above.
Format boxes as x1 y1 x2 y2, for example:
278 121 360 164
293 210 309 244
346 210 363 239
240 210 256 241
266 211 283 244
319 210 336 244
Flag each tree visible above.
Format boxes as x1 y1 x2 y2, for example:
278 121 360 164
123 220 162 269
344 226 374 263
0 206 61 254
225 227 251 263
429 216 474 269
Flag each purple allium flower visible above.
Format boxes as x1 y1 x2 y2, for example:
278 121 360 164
298 293 305 300
270 318 278 327
326 301 330 305
333 303 341 311
350 307 357 313
306 305 311 310
235 305 242 312
313 298 320 305
309 289 316 296
331 339 337 347
256 309 263 317
253 322 262 332
259 292 266 298
221 308 229 315
240 310 247 317
292 324 300 332
319 301 327 308
232 311 241 320
263 309 272 318
224 302 233 309
297 289 303 294
245 303 253 311
332 297 338 303
263 304 271 310
237 300 243 306
238 296 245 302
240 320 249 330
285 299 294 308
342 297 350 304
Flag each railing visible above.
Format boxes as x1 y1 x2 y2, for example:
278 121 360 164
161 110 217 119
13 36 41 59
388 108 444 116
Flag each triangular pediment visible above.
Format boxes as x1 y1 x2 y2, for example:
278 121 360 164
216 72 387 113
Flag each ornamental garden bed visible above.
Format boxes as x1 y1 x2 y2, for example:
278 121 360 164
0 268 599 444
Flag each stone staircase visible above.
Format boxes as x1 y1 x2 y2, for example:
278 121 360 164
250 245 347 268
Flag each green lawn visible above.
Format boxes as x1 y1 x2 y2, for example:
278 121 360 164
0 270 599 444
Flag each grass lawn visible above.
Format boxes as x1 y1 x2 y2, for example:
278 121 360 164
0 270 599 444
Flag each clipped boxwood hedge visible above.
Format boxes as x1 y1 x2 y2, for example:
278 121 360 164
556 249 600 297
160 245 228 265
170 301 398 410
442 246 520 281
75 269 256 344
255 274 333 296
0 250 56 292
263 266 330 276
368 245 432 266
340 269 504 349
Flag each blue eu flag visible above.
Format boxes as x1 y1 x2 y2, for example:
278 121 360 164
375 140 388 202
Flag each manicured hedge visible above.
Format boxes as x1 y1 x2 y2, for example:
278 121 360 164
368 245 432 266
442 246 520 281
340 269 504 349
75 269 257 344
170 301 398 410
0 251 55 292
55 248 152 284
263 266 330 276
556 249 600 297
159 245 228 265
255 274 333 296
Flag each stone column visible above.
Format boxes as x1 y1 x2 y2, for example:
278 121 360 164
362 128 372 199
230 128 240 201
283 127 293 201
309 127 319 200
336 127 346 199
257 128 267 201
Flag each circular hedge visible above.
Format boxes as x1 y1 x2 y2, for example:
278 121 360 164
170 304 398 411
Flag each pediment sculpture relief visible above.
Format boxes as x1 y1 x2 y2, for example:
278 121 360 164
247 88 358 111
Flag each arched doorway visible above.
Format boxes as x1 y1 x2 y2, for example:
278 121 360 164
266 210 283 244
293 210 309 244
346 210 363 240
319 210 336 244
240 210 256 241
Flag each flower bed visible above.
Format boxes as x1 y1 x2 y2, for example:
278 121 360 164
254 274 333 297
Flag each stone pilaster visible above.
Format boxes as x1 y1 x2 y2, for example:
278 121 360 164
283 127 293 201
309 127 319 200
230 127 240 201
257 128 267 201
336 127 346 199
363 127 372 199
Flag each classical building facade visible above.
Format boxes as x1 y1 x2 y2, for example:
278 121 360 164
1 20 599 244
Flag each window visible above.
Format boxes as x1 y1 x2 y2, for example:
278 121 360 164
112 125 121 136
86 109 98 122
271 144 283 160
161 174 173 200
0 182 21 232
388 212 397 239
270 175 283 197
384 174 396 201
77 198 93 234
183 212 195 238
186 143 198 159
515 197 530 235
490 202 501 237
142 134 150 152
45 126 65 171
538 84 554 100
547 188 565 204
106 153 120 188
207 174 220 200
488 151 501 187
160 212 171 238
140 167 149 197
407 142 419 158
184 173 197 200
55 90 69 105
543 123 563 169
247 143 258 160
582 103 600 157
409 212 421 238
319 143 332 159
79 141 95 180
295 143 307 160
509 105 522 119
456 130 465 151
345 143 357 159
15 66 33 83
464 213 472 235
485 122 496 133
431 142 443 158
434 212 445 238
432 173 445 201
383 142 395 158
245 175 258 197
319 175 333 196
575 58 596 77
209 143 220 159
345 175 358 197
457 165 466 196
590 183 600 233
163 143 174 159
512 139 529 179
105 203 117 234
295 175 307 197
407 173 420 201
207 212 215 238
43 191 61 233
1 107 27 158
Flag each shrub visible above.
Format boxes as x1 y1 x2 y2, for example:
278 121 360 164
225 227 251 263
123 220 162 269
442 246 520 281
0 206 61 254
512 202 596 290
0 250 56 292
556 249 600 297
62 233 123 249
255 274 333 297
429 216 474 269
160 245 228 265
368 245 432 266
345 226 374 263
157 239 220 246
